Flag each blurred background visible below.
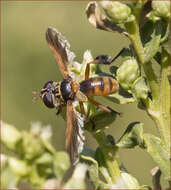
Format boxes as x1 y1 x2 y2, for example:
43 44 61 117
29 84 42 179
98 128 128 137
1 1 164 187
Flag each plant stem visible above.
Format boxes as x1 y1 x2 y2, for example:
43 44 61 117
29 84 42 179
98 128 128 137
125 21 144 65
147 103 169 150
143 62 160 101
159 48 170 148
125 8 160 101
125 9 169 150
93 131 121 184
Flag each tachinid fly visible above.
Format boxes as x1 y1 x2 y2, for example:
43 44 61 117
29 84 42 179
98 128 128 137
33 27 123 164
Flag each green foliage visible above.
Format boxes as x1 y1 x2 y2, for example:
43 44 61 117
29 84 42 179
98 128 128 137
143 134 170 181
1 1 170 189
86 0 170 189
1 122 74 189
117 122 144 149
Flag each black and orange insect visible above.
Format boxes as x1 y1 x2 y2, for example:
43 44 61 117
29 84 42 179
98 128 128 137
33 27 123 164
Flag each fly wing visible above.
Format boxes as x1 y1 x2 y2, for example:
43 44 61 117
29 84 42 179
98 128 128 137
66 100 84 164
46 27 75 78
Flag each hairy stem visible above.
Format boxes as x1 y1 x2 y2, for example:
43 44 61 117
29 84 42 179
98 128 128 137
159 48 170 148
143 62 160 101
125 7 169 151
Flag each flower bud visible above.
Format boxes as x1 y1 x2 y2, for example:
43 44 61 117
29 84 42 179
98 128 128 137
53 151 70 180
1 121 22 150
152 1 170 19
100 1 135 24
22 131 43 160
132 77 149 100
8 157 30 177
35 153 53 165
117 59 140 90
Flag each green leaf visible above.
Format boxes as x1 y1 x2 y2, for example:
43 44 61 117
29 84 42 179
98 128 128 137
121 172 140 189
53 151 70 180
42 138 57 155
86 158 101 189
117 122 144 148
1 166 20 189
1 121 22 151
64 163 88 189
144 21 162 63
8 157 30 177
35 153 53 165
29 165 45 188
36 163 53 178
131 76 149 100
106 86 135 104
162 34 171 55
141 21 155 45
143 134 170 181
81 155 110 189
95 147 113 184
85 110 117 132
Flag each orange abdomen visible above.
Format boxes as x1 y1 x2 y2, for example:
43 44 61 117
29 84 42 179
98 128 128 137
80 76 118 97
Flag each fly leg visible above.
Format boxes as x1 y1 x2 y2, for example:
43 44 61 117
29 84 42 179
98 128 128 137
79 101 86 118
85 48 126 80
88 97 121 115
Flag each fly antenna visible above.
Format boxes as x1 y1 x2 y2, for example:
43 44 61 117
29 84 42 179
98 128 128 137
32 91 41 102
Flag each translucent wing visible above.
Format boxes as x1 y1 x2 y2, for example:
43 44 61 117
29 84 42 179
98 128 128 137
66 100 84 164
46 27 75 78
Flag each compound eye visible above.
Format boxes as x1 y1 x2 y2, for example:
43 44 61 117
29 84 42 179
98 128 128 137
42 92 54 108
43 80 53 89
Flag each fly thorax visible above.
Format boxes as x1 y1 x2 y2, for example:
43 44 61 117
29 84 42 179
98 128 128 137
60 79 76 101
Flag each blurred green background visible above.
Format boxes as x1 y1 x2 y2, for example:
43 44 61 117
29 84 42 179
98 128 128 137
1 1 164 187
